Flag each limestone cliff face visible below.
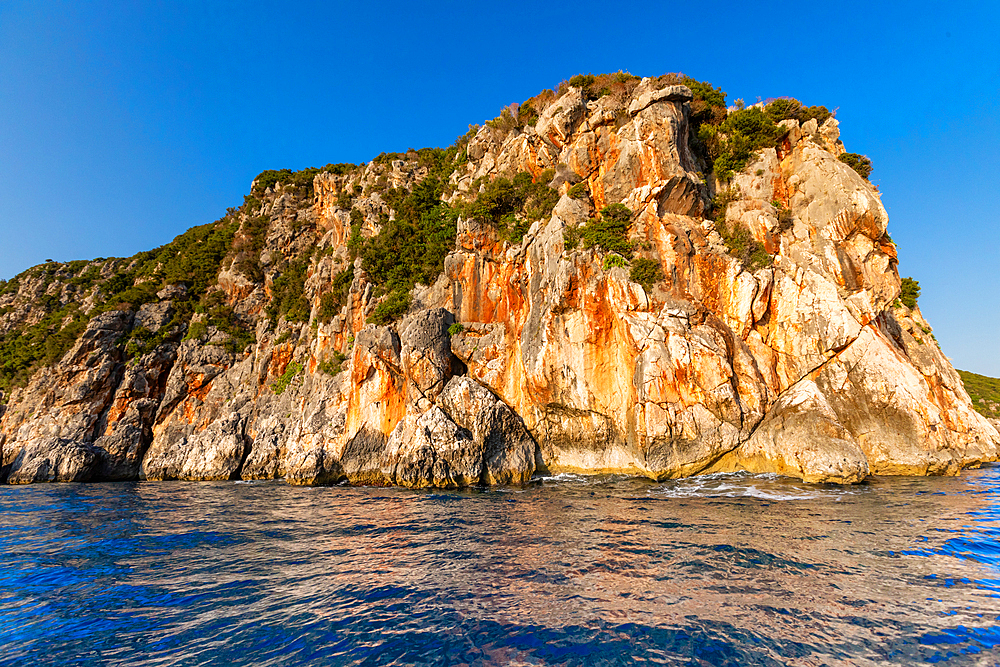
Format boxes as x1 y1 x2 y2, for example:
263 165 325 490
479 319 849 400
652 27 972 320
1 76 996 486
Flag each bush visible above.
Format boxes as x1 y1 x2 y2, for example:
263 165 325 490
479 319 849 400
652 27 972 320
602 254 629 270
347 209 365 259
563 71 641 102
630 258 665 289
322 163 356 176
0 302 87 392
462 170 559 242
900 277 920 309
563 225 581 250
272 361 303 395
673 79 831 180
764 98 832 126
448 322 464 336
330 268 354 305
702 106 784 181
319 293 340 323
367 289 411 325
839 153 873 180
318 351 347 376
184 321 208 341
576 204 634 257
266 254 312 324
715 220 771 271
352 146 471 326
601 203 631 223
486 106 519 133
124 326 163 360
568 182 590 200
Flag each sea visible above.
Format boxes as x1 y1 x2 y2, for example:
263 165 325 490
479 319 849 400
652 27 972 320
2 466 1000 666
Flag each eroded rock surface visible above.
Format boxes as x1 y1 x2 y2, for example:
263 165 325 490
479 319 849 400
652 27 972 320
1 76 995 487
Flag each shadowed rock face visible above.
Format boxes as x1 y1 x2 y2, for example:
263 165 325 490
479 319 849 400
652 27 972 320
1 76 996 487
6 438 101 484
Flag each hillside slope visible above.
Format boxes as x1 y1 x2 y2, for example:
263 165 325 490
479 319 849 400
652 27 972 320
1 72 997 486
959 370 1000 426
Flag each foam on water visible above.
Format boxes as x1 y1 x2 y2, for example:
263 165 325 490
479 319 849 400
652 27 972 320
648 471 860 501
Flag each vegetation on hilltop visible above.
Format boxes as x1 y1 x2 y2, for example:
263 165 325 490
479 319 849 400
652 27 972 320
252 163 357 198
0 216 242 393
958 370 1000 420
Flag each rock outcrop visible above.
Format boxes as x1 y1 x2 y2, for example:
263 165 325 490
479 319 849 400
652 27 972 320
1 73 996 487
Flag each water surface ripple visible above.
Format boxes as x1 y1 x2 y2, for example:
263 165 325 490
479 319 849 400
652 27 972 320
2 467 1000 665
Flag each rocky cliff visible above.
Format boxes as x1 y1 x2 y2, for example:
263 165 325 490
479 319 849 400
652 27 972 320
1 72 996 486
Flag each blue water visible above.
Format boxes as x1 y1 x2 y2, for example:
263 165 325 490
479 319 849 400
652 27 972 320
3 468 1000 666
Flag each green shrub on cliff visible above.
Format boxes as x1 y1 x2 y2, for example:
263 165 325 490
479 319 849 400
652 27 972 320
701 106 784 182
362 180 458 297
348 145 470 325
578 204 634 257
839 153 873 180
462 170 558 243
0 215 241 392
319 293 339 323
267 255 312 324
674 81 831 181
602 254 629 270
272 361 303 395
568 182 590 200
630 258 665 290
765 98 832 126
0 302 87 392
184 321 208 341
368 289 412 326
317 351 347 376
900 277 921 309
329 269 354 307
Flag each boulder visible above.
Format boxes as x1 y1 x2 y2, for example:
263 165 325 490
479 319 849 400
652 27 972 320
439 376 537 485
730 380 870 484
6 438 100 484
141 412 248 481
135 301 174 332
535 87 586 148
400 308 458 402
382 407 479 488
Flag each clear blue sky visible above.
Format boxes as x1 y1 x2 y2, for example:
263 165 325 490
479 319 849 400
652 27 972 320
1 0 997 375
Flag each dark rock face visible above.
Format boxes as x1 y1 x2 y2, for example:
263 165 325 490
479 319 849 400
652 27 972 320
0 76 996 488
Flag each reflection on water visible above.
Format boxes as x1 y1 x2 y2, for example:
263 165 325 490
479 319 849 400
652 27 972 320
2 467 1000 665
